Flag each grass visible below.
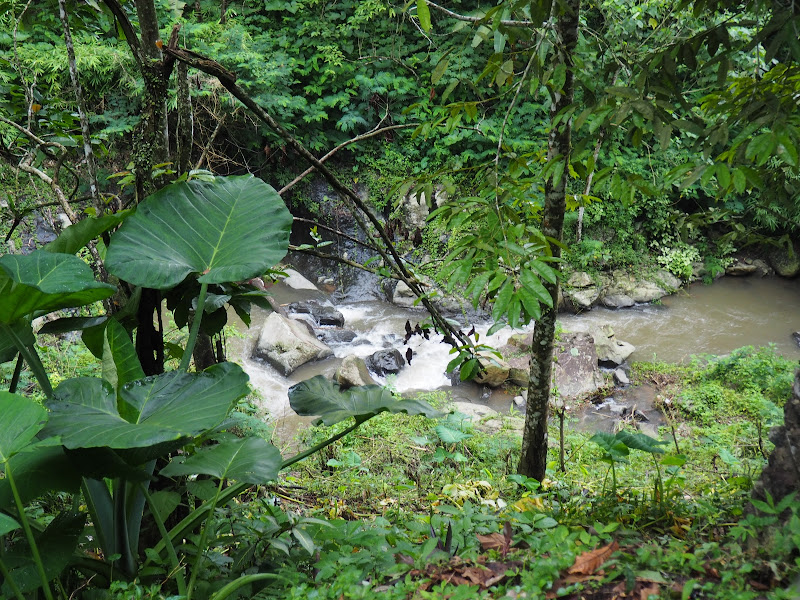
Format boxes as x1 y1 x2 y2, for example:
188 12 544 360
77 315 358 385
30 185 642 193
4 329 798 599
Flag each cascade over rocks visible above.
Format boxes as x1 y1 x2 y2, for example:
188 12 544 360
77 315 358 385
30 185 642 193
288 300 345 327
753 370 800 505
254 312 333 375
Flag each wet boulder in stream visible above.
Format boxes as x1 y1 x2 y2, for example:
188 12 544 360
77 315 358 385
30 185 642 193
336 355 378 387
288 300 345 327
367 349 406 376
254 312 333 376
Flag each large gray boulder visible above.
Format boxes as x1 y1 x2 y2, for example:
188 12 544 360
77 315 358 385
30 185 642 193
766 240 800 278
254 312 333 376
602 294 635 309
628 281 667 303
392 281 417 308
288 300 345 327
753 370 800 505
552 332 606 398
564 286 601 311
280 268 320 291
590 324 636 366
336 355 378 388
474 352 511 387
366 349 406 376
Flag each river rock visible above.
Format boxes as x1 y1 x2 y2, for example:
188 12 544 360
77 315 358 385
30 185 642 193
336 355 378 388
280 268 320 291
567 271 594 288
793 332 800 348
753 369 800 506
451 402 498 421
590 324 635 366
317 329 358 344
392 281 417 308
287 301 345 327
752 258 772 277
629 281 667 303
553 332 606 398
613 368 630 386
565 286 601 311
602 294 635 309
725 260 758 276
254 312 333 375
654 269 682 291
474 352 511 387
366 349 406 376
766 240 800 278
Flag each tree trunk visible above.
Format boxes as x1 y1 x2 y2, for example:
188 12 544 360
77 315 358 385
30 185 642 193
131 0 170 201
176 60 193 174
518 0 580 481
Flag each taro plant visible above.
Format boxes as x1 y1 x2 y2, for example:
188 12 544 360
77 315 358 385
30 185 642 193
0 175 443 598
590 430 679 505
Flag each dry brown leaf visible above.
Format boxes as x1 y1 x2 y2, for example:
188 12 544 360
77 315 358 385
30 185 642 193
477 533 506 551
567 540 619 575
639 583 660 599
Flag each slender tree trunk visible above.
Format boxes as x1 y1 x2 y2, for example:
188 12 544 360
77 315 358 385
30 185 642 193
131 0 170 201
176 60 193 174
518 0 580 481
58 0 101 215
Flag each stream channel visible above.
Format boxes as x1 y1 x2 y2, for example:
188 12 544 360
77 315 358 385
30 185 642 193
229 270 800 439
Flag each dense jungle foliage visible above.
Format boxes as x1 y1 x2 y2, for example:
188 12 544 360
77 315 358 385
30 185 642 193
1 0 799 598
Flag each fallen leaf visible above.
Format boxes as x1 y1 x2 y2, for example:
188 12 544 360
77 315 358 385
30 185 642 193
640 583 660 599
567 540 619 575
477 533 506 552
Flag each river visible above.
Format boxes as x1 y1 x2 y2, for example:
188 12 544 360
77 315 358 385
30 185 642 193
229 273 800 429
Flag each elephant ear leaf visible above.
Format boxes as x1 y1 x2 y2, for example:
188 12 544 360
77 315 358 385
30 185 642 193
105 175 293 289
43 363 249 464
161 436 282 484
102 319 144 393
0 251 115 324
0 392 49 463
288 375 444 426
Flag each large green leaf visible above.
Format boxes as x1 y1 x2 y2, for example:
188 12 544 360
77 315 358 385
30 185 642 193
0 513 20 536
0 445 81 509
0 320 34 363
0 392 48 463
0 251 115 323
102 319 145 393
43 211 131 255
161 436 282 484
289 375 444 426
105 175 292 289
43 363 249 455
1 510 85 595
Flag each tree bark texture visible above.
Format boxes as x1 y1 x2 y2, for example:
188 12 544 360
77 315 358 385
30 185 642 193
518 0 581 481
176 60 193 174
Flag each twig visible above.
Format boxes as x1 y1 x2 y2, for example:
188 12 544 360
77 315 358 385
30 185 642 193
425 1 538 27
279 122 414 195
162 45 471 349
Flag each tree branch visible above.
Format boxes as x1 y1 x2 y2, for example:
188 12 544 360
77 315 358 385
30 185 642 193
279 122 415 195
425 1 536 27
162 45 470 349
